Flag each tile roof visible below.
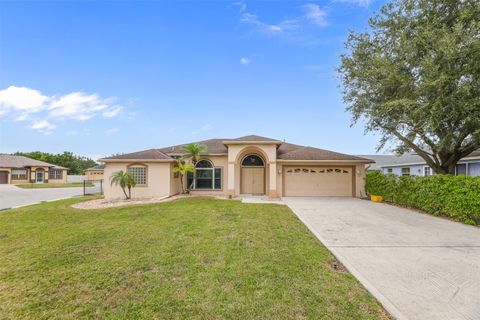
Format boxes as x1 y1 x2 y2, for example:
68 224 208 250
0 154 67 169
102 135 373 162
85 164 105 170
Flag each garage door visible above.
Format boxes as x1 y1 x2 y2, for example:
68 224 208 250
283 166 353 197
0 171 8 184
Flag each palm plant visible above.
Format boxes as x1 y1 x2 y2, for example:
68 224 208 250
181 143 208 165
181 143 208 190
110 170 136 199
173 161 195 194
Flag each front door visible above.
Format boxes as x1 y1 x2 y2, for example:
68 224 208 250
241 167 265 195
36 170 44 183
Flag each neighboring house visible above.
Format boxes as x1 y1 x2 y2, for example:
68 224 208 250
0 154 68 184
84 164 105 180
99 135 374 199
361 150 480 177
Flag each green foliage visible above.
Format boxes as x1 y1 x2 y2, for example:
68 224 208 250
338 0 480 174
14 151 97 175
173 161 195 193
181 143 208 165
110 170 136 199
365 172 480 225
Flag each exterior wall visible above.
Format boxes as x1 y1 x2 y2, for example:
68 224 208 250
169 162 182 196
48 169 68 184
103 162 172 199
189 156 229 196
382 160 480 177
226 144 277 197
277 162 367 198
0 167 67 184
85 170 104 180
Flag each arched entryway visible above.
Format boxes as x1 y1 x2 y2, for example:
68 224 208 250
240 154 265 195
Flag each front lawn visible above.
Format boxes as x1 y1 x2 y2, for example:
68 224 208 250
0 197 389 319
16 182 93 189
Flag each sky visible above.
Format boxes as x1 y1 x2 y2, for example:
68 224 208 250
0 0 388 160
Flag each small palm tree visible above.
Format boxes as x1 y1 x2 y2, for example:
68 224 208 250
173 161 195 194
110 170 136 199
181 143 208 165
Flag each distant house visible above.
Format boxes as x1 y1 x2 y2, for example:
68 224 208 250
84 164 104 180
0 154 68 184
360 150 480 177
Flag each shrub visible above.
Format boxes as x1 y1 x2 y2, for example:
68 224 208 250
365 172 480 225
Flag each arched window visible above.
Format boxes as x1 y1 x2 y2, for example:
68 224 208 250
186 159 222 190
241 155 264 167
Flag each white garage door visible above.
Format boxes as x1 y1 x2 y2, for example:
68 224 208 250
283 166 353 197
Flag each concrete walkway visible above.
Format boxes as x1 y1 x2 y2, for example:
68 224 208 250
283 197 480 320
0 184 84 210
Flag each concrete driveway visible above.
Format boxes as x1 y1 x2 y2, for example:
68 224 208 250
283 197 480 320
0 184 84 210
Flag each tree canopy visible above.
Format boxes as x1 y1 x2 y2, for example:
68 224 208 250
338 0 480 174
14 151 97 175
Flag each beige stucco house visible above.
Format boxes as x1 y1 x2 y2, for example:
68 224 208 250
100 135 374 200
0 154 68 184
85 164 105 180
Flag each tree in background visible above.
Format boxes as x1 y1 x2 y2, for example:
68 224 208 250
338 0 480 174
14 151 97 175
110 170 136 199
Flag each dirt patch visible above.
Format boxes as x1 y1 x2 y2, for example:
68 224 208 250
71 194 230 210
326 259 348 273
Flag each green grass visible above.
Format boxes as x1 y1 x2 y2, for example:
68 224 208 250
0 197 390 319
15 182 93 189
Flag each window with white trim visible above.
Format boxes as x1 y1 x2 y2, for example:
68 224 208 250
128 166 147 185
423 167 431 176
11 169 27 180
401 167 410 176
186 159 222 190
50 169 63 179
387 168 393 174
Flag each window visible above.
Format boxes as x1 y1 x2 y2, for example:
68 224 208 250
11 169 27 180
128 166 147 185
50 169 63 179
424 167 431 176
241 155 264 167
455 164 467 176
387 168 393 174
187 159 222 190
401 167 410 176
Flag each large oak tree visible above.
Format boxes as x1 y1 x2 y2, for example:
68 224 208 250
338 0 480 174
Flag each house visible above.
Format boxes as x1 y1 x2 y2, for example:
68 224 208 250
361 150 480 177
0 154 68 184
99 135 374 199
84 164 105 180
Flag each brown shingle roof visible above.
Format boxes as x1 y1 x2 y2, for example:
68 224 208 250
230 135 280 142
0 154 67 169
103 135 372 162
100 149 173 161
278 146 374 162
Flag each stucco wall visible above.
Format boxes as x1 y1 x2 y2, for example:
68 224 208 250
85 170 104 181
103 162 172 199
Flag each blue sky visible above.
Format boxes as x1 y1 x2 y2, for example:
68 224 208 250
0 0 387 160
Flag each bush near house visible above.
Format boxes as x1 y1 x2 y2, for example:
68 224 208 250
365 171 480 225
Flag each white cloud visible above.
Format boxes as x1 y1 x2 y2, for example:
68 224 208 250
192 124 212 135
0 85 124 134
28 120 56 135
234 1 246 13
240 57 251 65
105 128 119 135
303 4 327 27
0 86 48 114
241 13 299 35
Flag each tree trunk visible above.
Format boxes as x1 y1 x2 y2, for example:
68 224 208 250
180 175 185 194
128 186 131 199
121 186 129 199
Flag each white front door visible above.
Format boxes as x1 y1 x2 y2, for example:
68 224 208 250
36 170 44 183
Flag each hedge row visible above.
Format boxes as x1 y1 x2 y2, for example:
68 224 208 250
365 171 480 225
